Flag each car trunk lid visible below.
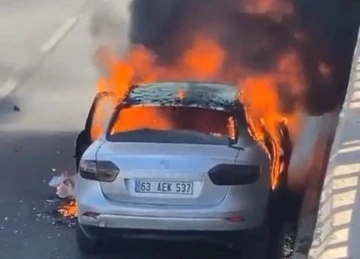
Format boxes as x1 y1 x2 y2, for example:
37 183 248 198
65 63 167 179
96 142 238 206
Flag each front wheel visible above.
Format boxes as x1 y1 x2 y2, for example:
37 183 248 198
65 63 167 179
76 223 103 255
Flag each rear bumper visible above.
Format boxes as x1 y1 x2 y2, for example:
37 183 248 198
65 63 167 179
80 223 245 244
76 176 269 232
76 183 266 234
79 212 251 231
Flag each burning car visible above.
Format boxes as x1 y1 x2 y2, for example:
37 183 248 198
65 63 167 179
74 81 292 257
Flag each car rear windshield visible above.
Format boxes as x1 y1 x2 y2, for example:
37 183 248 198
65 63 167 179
106 105 236 145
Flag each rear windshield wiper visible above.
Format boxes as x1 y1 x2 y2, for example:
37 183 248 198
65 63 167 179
228 141 244 151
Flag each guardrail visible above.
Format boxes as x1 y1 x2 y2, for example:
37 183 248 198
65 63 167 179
293 28 360 259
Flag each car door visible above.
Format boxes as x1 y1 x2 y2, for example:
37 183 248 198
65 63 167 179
74 91 115 170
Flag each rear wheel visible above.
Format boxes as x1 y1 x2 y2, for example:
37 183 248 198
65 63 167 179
236 125 292 258
236 226 270 259
265 157 290 259
263 128 291 259
76 223 103 255
234 190 285 259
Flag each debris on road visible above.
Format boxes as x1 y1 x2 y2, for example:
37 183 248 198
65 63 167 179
48 171 75 199
283 228 296 259
47 171 77 226
13 105 20 111
45 202 77 229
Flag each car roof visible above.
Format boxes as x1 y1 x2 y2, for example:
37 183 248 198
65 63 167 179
122 81 239 111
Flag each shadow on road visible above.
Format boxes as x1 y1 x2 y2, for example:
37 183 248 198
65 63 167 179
84 239 238 259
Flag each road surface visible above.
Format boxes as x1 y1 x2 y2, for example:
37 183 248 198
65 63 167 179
0 1 237 258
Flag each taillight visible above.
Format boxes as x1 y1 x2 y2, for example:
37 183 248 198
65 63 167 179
79 160 120 182
208 164 260 186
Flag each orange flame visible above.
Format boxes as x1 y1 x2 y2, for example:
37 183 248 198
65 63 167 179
90 36 301 190
239 76 286 189
58 0 337 218
58 200 77 218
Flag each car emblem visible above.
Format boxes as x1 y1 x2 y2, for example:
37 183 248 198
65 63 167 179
160 159 170 169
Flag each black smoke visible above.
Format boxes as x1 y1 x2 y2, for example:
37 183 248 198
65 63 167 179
293 0 360 114
92 0 359 115
128 0 359 115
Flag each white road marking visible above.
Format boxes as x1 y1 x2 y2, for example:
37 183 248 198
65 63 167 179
0 2 90 101
41 16 79 53
0 15 81 101
0 78 18 99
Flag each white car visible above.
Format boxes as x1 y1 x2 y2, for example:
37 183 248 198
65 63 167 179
74 81 292 258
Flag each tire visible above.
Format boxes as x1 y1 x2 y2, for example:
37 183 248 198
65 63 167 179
233 124 292 259
236 222 285 259
235 168 288 259
234 226 270 259
76 223 103 255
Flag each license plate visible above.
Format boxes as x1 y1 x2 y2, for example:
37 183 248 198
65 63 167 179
135 180 193 195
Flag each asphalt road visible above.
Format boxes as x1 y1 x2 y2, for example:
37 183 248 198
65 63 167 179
0 1 237 258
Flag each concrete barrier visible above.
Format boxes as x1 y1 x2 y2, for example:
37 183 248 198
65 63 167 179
293 28 360 259
287 112 339 193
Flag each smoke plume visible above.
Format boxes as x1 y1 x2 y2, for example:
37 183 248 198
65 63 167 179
127 0 360 115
